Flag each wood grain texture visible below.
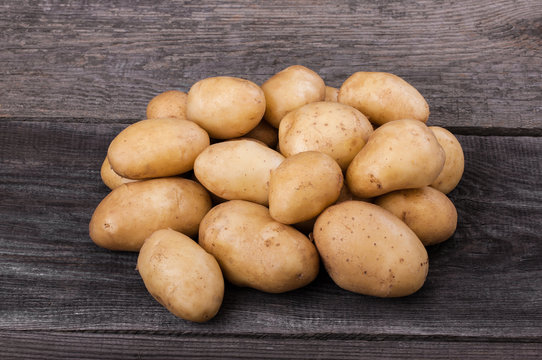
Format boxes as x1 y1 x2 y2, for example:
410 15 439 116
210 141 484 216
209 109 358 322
1 0 541 130
1 120 541 344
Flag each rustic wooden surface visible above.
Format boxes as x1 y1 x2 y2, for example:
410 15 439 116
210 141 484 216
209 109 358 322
1 0 541 358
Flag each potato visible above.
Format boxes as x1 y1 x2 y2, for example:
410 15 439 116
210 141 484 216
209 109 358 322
89 178 211 251
241 120 279 149
100 156 138 190
137 229 223 322
199 200 320 293
375 186 457 246
194 139 284 205
108 118 209 180
324 86 339 102
429 126 465 194
146 90 188 120
347 119 445 198
338 72 429 126
269 151 343 224
278 101 373 170
261 65 325 128
186 76 265 139
314 201 428 297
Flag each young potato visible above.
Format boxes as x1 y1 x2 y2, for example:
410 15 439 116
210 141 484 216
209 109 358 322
146 90 188 120
186 76 265 139
108 118 210 180
375 186 457 246
324 86 339 102
100 156 138 190
429 126 465 194
194 139 284 206
314 201 428 297
199 200 320 293
138 229 224 322
346 119 445 198
89 178 211 251
278 101 373 170
269 151 343 224
240 120 279 148
261 65 325 128
338 72 429 126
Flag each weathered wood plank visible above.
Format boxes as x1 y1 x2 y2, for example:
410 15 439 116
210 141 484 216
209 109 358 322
1 331 541 360
1 0 541 130
1 120 541 341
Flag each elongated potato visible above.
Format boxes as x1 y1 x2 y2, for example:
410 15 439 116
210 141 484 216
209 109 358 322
108 118 210 180
314 201 428 297
338 72 429 126
138 229 224 322
199 200 320 293
100 156 138 190
146 90 188 120
429 126 465 194
89 178 211 251
194 139 284 205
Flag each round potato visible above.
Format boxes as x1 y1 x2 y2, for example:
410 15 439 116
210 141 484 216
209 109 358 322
314 201 428 297
241 120 278 149
261 65 325 128
269 151 343 224
194 139 284 205
138 229 224 322
199 200 320 293
375 186 457 246
146 90 188 120
429 126 465 194
186 76 265 139
108 118 210 180
324 86 339 102
100 156 138 190
278 101 373 170
338 72 429 126
89 178 211 251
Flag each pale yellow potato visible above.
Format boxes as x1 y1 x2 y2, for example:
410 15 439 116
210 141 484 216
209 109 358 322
261 65 325 128
338 72 429 126
375 186 457 246
335 182 373 204
186 76 265 139
100 156 138 190
278 101 373 170
429 126 465 194
108 118 209 180
346 119 445 198
324 86 339 102
137 229 223 322
199 200 320 293
269 151 343 224
194 139 284 205
314 201 428 297
89 178 211 251
241 120 278 148
146 90 188 120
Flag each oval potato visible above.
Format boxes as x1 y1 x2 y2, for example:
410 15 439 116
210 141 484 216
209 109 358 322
100 156 138 190
324 86 339 102
241 120 279 149
146 90 188 120
429 126 465 194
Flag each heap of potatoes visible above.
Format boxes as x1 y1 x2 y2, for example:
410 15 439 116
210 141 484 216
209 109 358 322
90 65 464 322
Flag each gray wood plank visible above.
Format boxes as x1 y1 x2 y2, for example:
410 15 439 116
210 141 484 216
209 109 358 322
1 0 541 130
1 120 541 341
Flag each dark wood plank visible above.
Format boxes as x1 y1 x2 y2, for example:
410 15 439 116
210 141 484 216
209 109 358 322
1 0 541 131
1 120 541 342
1 331 542 360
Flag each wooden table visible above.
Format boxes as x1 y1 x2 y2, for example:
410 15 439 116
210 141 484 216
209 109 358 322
1 1 541 358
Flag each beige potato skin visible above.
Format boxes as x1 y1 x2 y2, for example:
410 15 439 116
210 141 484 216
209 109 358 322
199 200 320 293
429 126 465 194
146 90 188 120
314 201 428 297
269 151 343 224
346 119 445 198
324 86 339 102
137 229 224 322
261 65 325 128
375 186 457 246
241 120 279 148
278 101 373 170
89 178 212 251
186 76 266 139
100 157 138 190
194 139 284 205
338 72 429 126
107 118 210 180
